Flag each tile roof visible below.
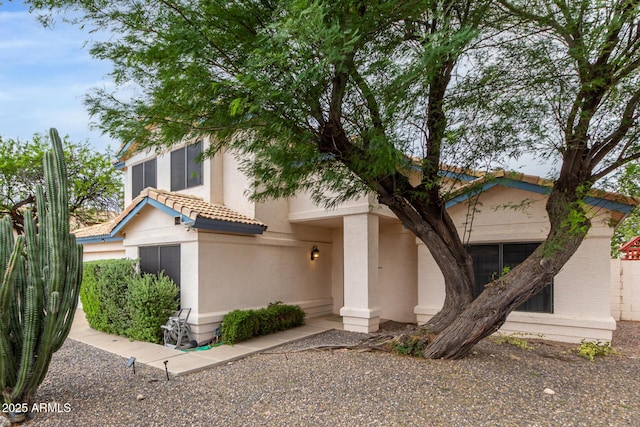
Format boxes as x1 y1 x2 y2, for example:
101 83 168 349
445 168 639 208
142 188 266 227
74 188 266 240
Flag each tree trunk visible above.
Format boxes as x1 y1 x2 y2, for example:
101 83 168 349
423 181 590 359
379 185 475 334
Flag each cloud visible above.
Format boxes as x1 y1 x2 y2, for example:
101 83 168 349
0 5 117 153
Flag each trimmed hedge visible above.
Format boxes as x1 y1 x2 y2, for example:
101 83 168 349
80 259 179 343
81 259 137 334
221 302 306 345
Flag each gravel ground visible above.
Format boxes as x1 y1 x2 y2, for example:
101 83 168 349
3 321 639 427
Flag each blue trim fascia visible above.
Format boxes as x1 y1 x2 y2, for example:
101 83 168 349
194 217 267 235
496 178 552 196
75 236 124 244
445 177 634 213
438 170 477 182
110 198 192 237
146 198 192 222
445 181 499 209
113 161 126 170
584 196 635 214
116 138 135 160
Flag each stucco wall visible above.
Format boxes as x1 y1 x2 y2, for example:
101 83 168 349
378 222 418 323
81 240 126 262
191 232 333 339
415 184 617 343
611 258 640 321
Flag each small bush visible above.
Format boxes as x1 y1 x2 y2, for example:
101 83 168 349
572 339 617 362
390 334 427 357
221 302 305 345
126 272 179 343
81 259 179 344
81 259 138 333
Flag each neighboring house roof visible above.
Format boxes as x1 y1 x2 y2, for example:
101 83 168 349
443 169 638 225
619 236 640 260
75 188 267 244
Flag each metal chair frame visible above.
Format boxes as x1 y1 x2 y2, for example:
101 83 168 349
161 308 193 349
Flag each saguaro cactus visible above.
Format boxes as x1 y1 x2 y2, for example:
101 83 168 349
0 128 82 415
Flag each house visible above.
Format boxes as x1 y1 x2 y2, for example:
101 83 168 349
75 137 638 343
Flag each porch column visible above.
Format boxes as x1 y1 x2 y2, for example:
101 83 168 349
340 213 381 332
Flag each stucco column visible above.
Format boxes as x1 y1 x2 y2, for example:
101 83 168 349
340 213 381 332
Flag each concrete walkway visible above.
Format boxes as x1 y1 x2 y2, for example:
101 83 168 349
68 309 343 376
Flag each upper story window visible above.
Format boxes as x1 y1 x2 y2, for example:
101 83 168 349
132 158 157 197
469 242 553 313
171 141 203 191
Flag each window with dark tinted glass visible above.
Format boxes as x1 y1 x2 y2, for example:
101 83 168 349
469 242 553 313
131 158 157 196
139 245 181 289
171 141 203 191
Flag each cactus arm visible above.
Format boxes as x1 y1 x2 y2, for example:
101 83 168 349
0 236 24 402
52 242 82 352
9 285 39 402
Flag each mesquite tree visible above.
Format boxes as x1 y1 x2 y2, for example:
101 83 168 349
26 0 640 358
0 128 82 409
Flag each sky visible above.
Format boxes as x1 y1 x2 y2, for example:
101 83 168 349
0 0 117 154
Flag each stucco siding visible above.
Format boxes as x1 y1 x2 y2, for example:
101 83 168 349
81 241 126 262
378 223 418 323
416 184 618 342
190 232 333 339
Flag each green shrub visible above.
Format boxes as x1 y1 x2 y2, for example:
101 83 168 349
573 339 617 361
81 259 137 333
81 259 179 343
221 309 260 345
390 333 429 357
99 261 136 334
80 260 106 330
221 302 305 345
126 272 179 343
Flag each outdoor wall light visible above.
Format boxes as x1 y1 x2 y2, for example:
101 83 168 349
311 245 320 261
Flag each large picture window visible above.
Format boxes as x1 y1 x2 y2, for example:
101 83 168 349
131 158 157 197
171 141 203 191
469 242 553 313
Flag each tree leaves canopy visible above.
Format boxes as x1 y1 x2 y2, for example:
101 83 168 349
0 133 123 233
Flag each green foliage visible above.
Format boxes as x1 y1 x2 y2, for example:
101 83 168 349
80 259 138 334
221 303 306 345
0 133 123 233
490 332 540 350
80 259 179 343
390 334 427 357
0 128 83 407
126 273 179 343
571 340 617 362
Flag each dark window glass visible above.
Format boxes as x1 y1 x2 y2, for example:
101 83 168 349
469 243 553 313
171 148 186 191
132 163 143 197
139 245 181 289
186 141 203 188
145 158 157 190
132 158 157 196
171 142 202 191
470 245 500 298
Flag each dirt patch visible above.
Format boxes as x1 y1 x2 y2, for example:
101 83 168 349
376 319 640 359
